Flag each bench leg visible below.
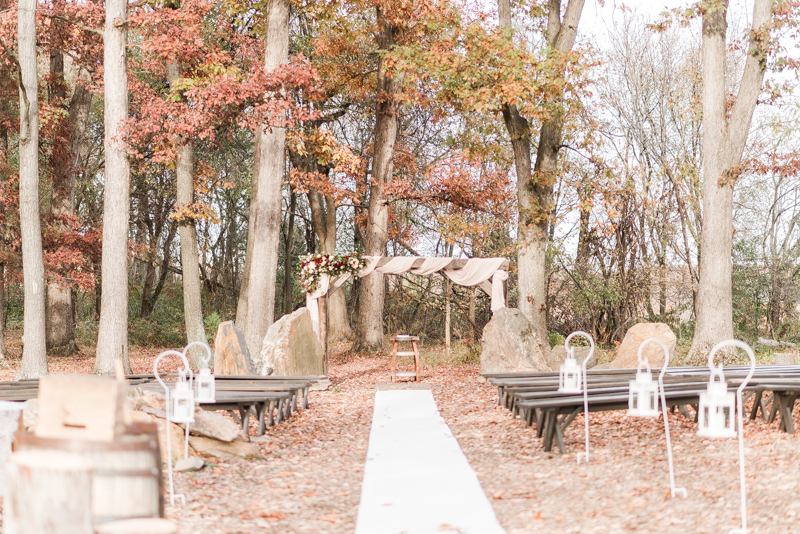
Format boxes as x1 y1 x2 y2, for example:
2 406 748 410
257 402 268 435
291 392 298 414
542 410 557 452
302 387 309 410
268 400 276 427
767 393 781 424
749 390 763 420
241 406 251 436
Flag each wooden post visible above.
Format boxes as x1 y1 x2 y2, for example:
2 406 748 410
445 277 451 353
6 450 94 534
319 293 328 375
468 286 476 343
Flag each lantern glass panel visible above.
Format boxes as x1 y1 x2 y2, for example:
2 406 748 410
195 368 215 403
697 373 736 439
171 381 195 423
628 371 659 417
559 357 582 393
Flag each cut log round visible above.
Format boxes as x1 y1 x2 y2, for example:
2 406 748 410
5 449 94 534
94 518 177 534
14 422 163 523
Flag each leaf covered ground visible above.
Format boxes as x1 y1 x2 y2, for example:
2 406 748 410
1 345 798 533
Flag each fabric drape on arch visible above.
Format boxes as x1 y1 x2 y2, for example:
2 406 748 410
306 256 509 337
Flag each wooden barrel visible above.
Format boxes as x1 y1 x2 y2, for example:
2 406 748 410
14 422 163 523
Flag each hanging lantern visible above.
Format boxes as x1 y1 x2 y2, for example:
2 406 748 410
697 365 736 439
170 371 195 424
628 367 659 417
559 351 582 393
195 367 215 403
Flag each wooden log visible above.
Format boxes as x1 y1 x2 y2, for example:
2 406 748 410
5 449 94 534
94 518 177 534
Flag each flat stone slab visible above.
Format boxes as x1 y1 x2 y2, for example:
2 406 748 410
355 390 506 534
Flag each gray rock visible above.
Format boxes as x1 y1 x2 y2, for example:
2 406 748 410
188 436 261 460
182 409 241 443
479 308 549 374
758 337 796 348
609 323 676 369
544 346 597 371
259 308 324 376
214 321 255 376
174 456 205 472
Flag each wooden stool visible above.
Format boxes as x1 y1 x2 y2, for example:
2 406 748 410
391 335 420 382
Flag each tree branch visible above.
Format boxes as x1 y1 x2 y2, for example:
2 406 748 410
726 0 773 159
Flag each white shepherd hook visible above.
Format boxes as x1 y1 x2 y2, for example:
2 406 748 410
564 331 594 464
707 340 756 534
636 338 687 499
153 349 194 506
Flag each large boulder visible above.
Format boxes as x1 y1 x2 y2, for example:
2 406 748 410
214 321 255 375
544 346 597 371
609 322 676 369
259 308 324 376
480 308 549 374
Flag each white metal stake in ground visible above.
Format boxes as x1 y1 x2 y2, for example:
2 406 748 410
355 389 506 534
627 337 687 499
700 339 757 534
562 331 595 464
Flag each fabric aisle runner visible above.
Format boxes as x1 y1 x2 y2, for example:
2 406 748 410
355 389 506 534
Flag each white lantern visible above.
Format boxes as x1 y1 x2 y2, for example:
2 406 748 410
697 365 736 439
170 372 195 424
559 352 582 393
195 367 215 403
628 368 659 417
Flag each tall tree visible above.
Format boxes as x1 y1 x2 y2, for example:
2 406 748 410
687 0 774 362
353 6 404 352
498 0 584 353
165 57 207 368
238 0 289 356
46 50 93 356
95 0 131 374
17 0 48 378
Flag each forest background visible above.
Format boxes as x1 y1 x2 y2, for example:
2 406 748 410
0 0 799 377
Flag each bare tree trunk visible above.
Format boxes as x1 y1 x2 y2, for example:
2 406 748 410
241 0 289 356
95 0 131 375
468 286 476 343
353 7 403 353
498 0 584 354
235 133 258 330
282 189 296 315
445 277 451 352
166 61 206 367
306 188 352 340
17 0 48 379
46 62 92 357
0 123 8 361
687 0 773 363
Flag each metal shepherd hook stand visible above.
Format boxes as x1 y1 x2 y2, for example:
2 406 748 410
700 340 756 534
560 331 595 464
154 349 195 506
627 338 687 498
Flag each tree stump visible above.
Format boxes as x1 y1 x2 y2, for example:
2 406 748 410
94 518 177 534
5 450 94 534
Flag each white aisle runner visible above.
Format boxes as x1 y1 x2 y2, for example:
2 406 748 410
355 389 506 534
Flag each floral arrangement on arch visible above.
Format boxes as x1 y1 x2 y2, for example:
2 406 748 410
300 253 369 294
